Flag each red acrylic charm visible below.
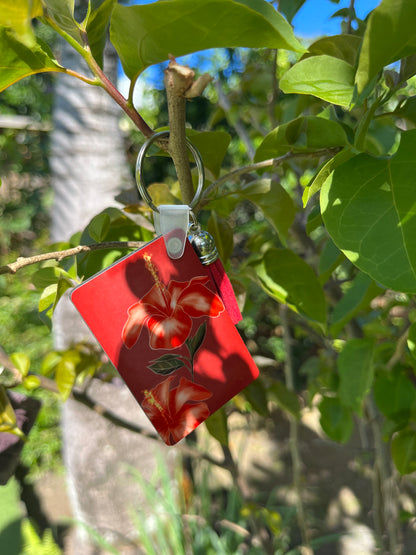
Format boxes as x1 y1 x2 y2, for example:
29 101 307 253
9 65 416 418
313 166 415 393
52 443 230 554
71 236 259 445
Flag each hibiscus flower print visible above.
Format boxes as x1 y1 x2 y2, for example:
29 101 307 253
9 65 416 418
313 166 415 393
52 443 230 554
122 253 224 350
142 376 212 445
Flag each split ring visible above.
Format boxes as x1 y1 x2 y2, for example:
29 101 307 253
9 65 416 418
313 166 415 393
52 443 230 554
135 130 205 213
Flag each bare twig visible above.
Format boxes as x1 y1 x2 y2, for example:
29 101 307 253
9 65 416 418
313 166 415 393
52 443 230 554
0 241 145 275
200 148 342 206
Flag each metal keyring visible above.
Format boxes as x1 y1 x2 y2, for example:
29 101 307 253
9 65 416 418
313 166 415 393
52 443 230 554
136 130 205 213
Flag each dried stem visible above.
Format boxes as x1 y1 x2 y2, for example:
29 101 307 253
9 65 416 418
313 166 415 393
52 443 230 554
0 241 145 275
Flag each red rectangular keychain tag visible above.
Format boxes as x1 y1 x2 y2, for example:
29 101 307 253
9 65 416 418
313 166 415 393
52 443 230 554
71 236 259 445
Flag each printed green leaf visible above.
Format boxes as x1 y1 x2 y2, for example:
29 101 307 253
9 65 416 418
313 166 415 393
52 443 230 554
0 27 64 92
240 179 296 241
302 34 362 67
355 0 416 96
330 273 382 337
208 212 233 263
321 130 416 293
280 55 355 107
319 396 353 443
255 116 348 162
148 354 185 376
338 338 375 414
391 429 416 475
23 375 41 390
205 407 229 446
252 248 326 323
41 0 83 45
110 0 304 80
186 322 207 359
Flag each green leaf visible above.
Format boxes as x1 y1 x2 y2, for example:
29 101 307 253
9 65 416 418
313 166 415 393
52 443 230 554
255 116 348 162
41 0 83 45
321 130 416 293
252 248 326 323
186 322 207 358
39 283 58 318
407 322 416 360
0 0 43 44
392 429 416 475
302 34 362 67
186 130 231 179
337 338 375 414
269 382 301 419
394 96 416 126
204 407 228 446
110 0 304 80
330 273 382 337
148 354 185 376
55 352 78 400
87 212 111 242
10 352 30 378
0 27 64 92
207 212 234 263
31 266 73 289
240 179 296 241
0 385 25 438
319 396 353 443
374 369 416 422
85 0 116 68
280 55 355 107
355 0 416 96
77 208 153 278
278 0 307 23
243 379 268 417
23 375 41 390
303 148 354 207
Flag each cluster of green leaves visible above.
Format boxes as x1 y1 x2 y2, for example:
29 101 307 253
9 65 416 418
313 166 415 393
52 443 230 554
2 0 416 548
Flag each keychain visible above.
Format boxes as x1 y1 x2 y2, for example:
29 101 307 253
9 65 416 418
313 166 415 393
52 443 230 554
71 131 259 445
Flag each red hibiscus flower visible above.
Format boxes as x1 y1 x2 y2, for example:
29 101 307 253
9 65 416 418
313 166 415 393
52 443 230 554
142 376 212 445
122 275 224 350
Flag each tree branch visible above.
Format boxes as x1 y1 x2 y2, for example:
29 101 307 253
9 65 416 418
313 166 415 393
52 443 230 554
164 57 213 206
0 241 145 275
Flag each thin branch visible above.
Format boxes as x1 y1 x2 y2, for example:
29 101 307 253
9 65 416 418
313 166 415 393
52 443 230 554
35 374 227 469
347 0 355 34
0 241 145 275
280 304 310 549
200 148 341 206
